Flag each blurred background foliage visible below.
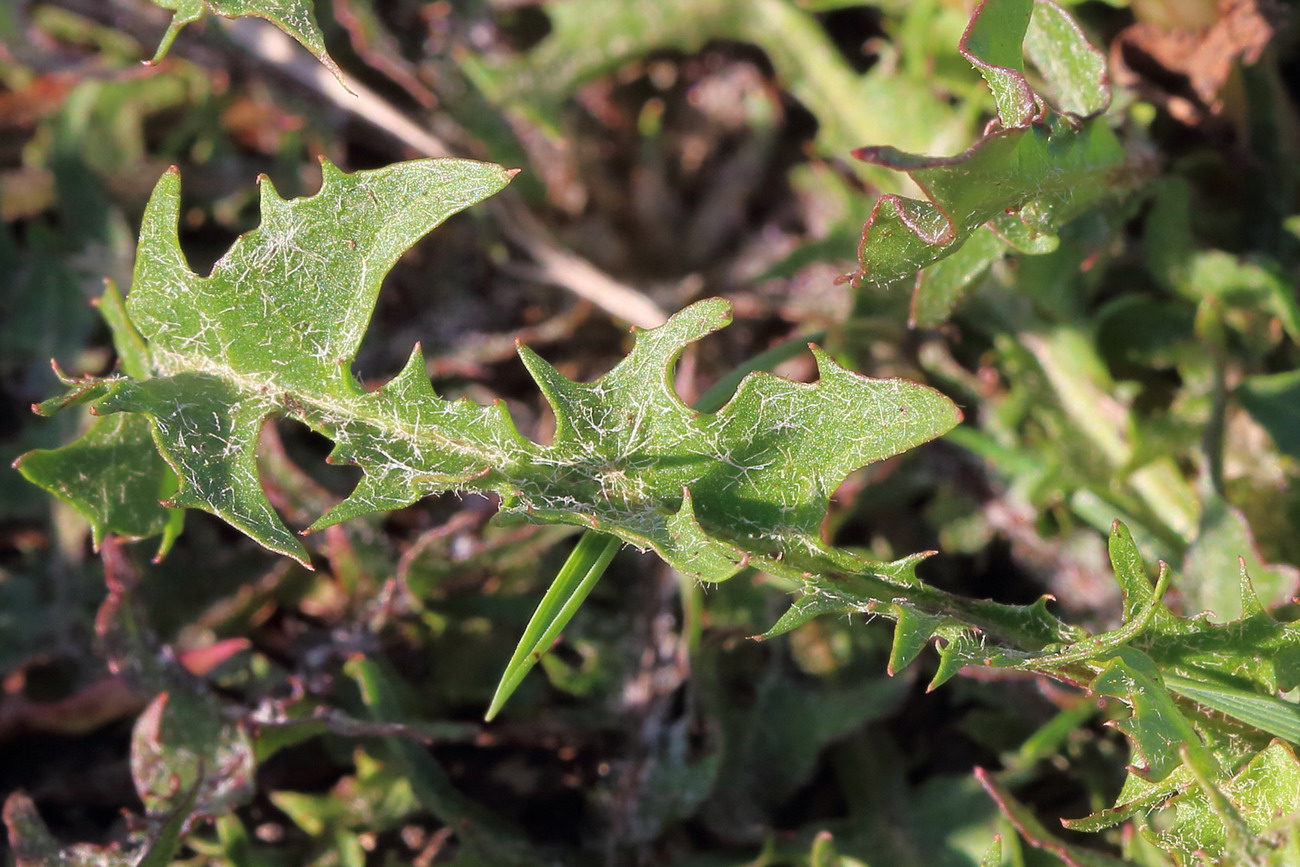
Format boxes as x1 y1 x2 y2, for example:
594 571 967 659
0 0 1298 864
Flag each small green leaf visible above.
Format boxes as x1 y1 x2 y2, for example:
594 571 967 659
130 691 256 818
930 632 982 692
148 0 342 84
851 112 1123 291
1091 648 1213 782
887 606 944 676
851 0 1124 318
1022 1 1111 118
14 412 183 556
757 591 864 641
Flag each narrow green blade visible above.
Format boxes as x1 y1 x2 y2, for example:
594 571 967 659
1166 673 1300 746
485 531 620 721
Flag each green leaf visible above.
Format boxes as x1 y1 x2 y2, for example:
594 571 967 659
1022 0 1111 118
147 0 342 83
1057 522 1300 734
1091 648 1213 782
1051 525 1300 858
1163 674 1300 747
1184 251 1300 345
490 326 826 706
28 159 962 590
850 109 1123 291
887 606 946 676
87 159 514 563
1049 522 1300 720
959 0 1037 128
14 412 183 557
850 0 1124 309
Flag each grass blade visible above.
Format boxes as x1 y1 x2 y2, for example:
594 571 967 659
485 531 620 720
1165 673 1300 746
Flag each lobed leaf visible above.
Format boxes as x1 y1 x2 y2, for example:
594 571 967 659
1022 525 1300 860
23 158 965 613
851 0 1124 325
1091 648 1213 782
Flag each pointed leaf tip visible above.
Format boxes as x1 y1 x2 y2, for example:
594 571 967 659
888 606 943 676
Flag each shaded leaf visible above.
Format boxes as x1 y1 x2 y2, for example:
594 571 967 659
1238 370 1300 460
130 691 256 819
1182 496 1299 621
